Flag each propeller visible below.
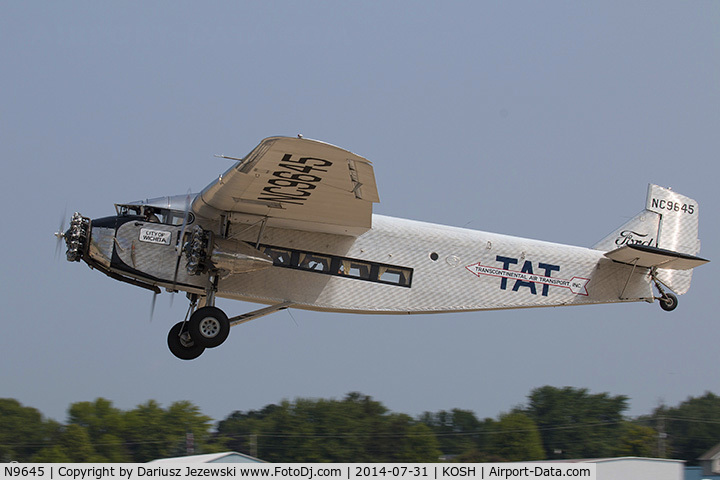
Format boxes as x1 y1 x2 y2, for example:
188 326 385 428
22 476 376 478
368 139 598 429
54 210 68 260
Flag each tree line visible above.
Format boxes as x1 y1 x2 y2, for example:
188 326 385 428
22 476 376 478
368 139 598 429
1 387 719 464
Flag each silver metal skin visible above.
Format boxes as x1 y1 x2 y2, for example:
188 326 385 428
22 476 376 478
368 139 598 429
209 237 274 276
60 137 708 358
213 214 647 314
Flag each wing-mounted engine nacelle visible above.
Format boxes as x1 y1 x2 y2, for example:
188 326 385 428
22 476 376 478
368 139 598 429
183 225 274 278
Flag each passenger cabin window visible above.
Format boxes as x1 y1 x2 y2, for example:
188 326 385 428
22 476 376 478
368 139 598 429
338 260 371 280
299 253 332 272
264 247 293 267
260 244 412 288
378 266 411 287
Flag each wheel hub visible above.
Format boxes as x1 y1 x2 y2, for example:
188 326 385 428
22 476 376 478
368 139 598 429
179 331 194 347
199 317 220 338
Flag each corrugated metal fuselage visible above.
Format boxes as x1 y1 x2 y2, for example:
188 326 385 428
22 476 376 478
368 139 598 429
214 214 652 314
84 213 652 315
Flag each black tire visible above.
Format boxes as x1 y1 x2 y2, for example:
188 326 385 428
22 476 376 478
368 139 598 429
167 322 205 360
187 306 230 348
660 292 678 312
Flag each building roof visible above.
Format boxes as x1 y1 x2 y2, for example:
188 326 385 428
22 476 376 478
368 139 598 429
592 457 684 465
699 442 720 461
536 457 684 465
149 452 266 464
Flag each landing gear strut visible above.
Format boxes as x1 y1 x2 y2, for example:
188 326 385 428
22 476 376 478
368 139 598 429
652 268 679 312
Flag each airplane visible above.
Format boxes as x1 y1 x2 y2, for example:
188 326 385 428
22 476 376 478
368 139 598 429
56 136 709 360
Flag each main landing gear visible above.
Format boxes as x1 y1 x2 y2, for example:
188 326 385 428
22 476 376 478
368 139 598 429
166 294 293 360
167 296 229 360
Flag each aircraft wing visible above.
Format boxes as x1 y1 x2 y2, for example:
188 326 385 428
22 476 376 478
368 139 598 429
192 137 380 236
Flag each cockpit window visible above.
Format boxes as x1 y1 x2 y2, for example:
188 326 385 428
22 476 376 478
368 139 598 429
161 210 194 226
116 204 193 226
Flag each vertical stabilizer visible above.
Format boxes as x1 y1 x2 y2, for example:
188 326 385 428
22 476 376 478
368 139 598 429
595 184 702 295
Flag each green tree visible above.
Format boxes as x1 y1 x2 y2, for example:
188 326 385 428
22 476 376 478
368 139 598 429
67 398 129 461
217 393 440 462
57 424 104 462
522 386 628 459
216 404 279 456
32 445 71 463
298 396 372 462
29 423 105 462
164 401 217 456
654 392 720 464
614 422 656 457
257 399 316 462
0 399 54 462
419 409 485 456
398 423 441 462
489 412 545 461
123 400 214 462
122 400 168 462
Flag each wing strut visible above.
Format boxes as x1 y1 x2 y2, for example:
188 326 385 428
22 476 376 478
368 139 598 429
618 257 641 300
228 301 295 327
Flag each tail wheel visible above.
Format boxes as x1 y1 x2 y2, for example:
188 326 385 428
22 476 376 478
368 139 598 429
188 306 230 348
167 322 205 360
660 293 678 312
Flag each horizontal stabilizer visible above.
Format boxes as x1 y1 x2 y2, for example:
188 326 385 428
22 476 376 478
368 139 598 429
605 244 709 270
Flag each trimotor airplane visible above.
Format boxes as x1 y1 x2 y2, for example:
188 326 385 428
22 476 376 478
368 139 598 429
57 136 709 359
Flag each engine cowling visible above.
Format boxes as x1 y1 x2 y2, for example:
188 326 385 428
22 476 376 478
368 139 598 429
184 226 274 276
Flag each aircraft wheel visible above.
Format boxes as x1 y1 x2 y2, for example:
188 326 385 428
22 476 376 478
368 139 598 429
659 293 678 312
167 322 205 360
188 306 230 348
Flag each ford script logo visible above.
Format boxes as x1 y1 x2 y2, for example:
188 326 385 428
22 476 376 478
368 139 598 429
615 230 654 247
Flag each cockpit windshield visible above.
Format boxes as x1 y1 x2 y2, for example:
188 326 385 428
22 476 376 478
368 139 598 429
115 203 194 226
115 194 198 226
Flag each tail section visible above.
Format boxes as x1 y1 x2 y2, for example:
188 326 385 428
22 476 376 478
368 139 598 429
594 184 707 295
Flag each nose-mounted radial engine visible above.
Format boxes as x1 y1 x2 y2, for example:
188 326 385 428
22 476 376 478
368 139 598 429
56 212 90 262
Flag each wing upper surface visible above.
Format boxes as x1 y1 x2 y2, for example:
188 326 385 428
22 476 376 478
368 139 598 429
193 137 379 236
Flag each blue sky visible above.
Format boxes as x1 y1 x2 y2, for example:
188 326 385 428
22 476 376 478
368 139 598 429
1 2 718 425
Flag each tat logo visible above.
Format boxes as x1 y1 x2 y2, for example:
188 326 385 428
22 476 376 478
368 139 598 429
466 255 590 296
615 230 654 247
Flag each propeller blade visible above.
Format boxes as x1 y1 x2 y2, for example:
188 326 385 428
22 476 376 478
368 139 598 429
150 291 159 322
171 190 193 292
